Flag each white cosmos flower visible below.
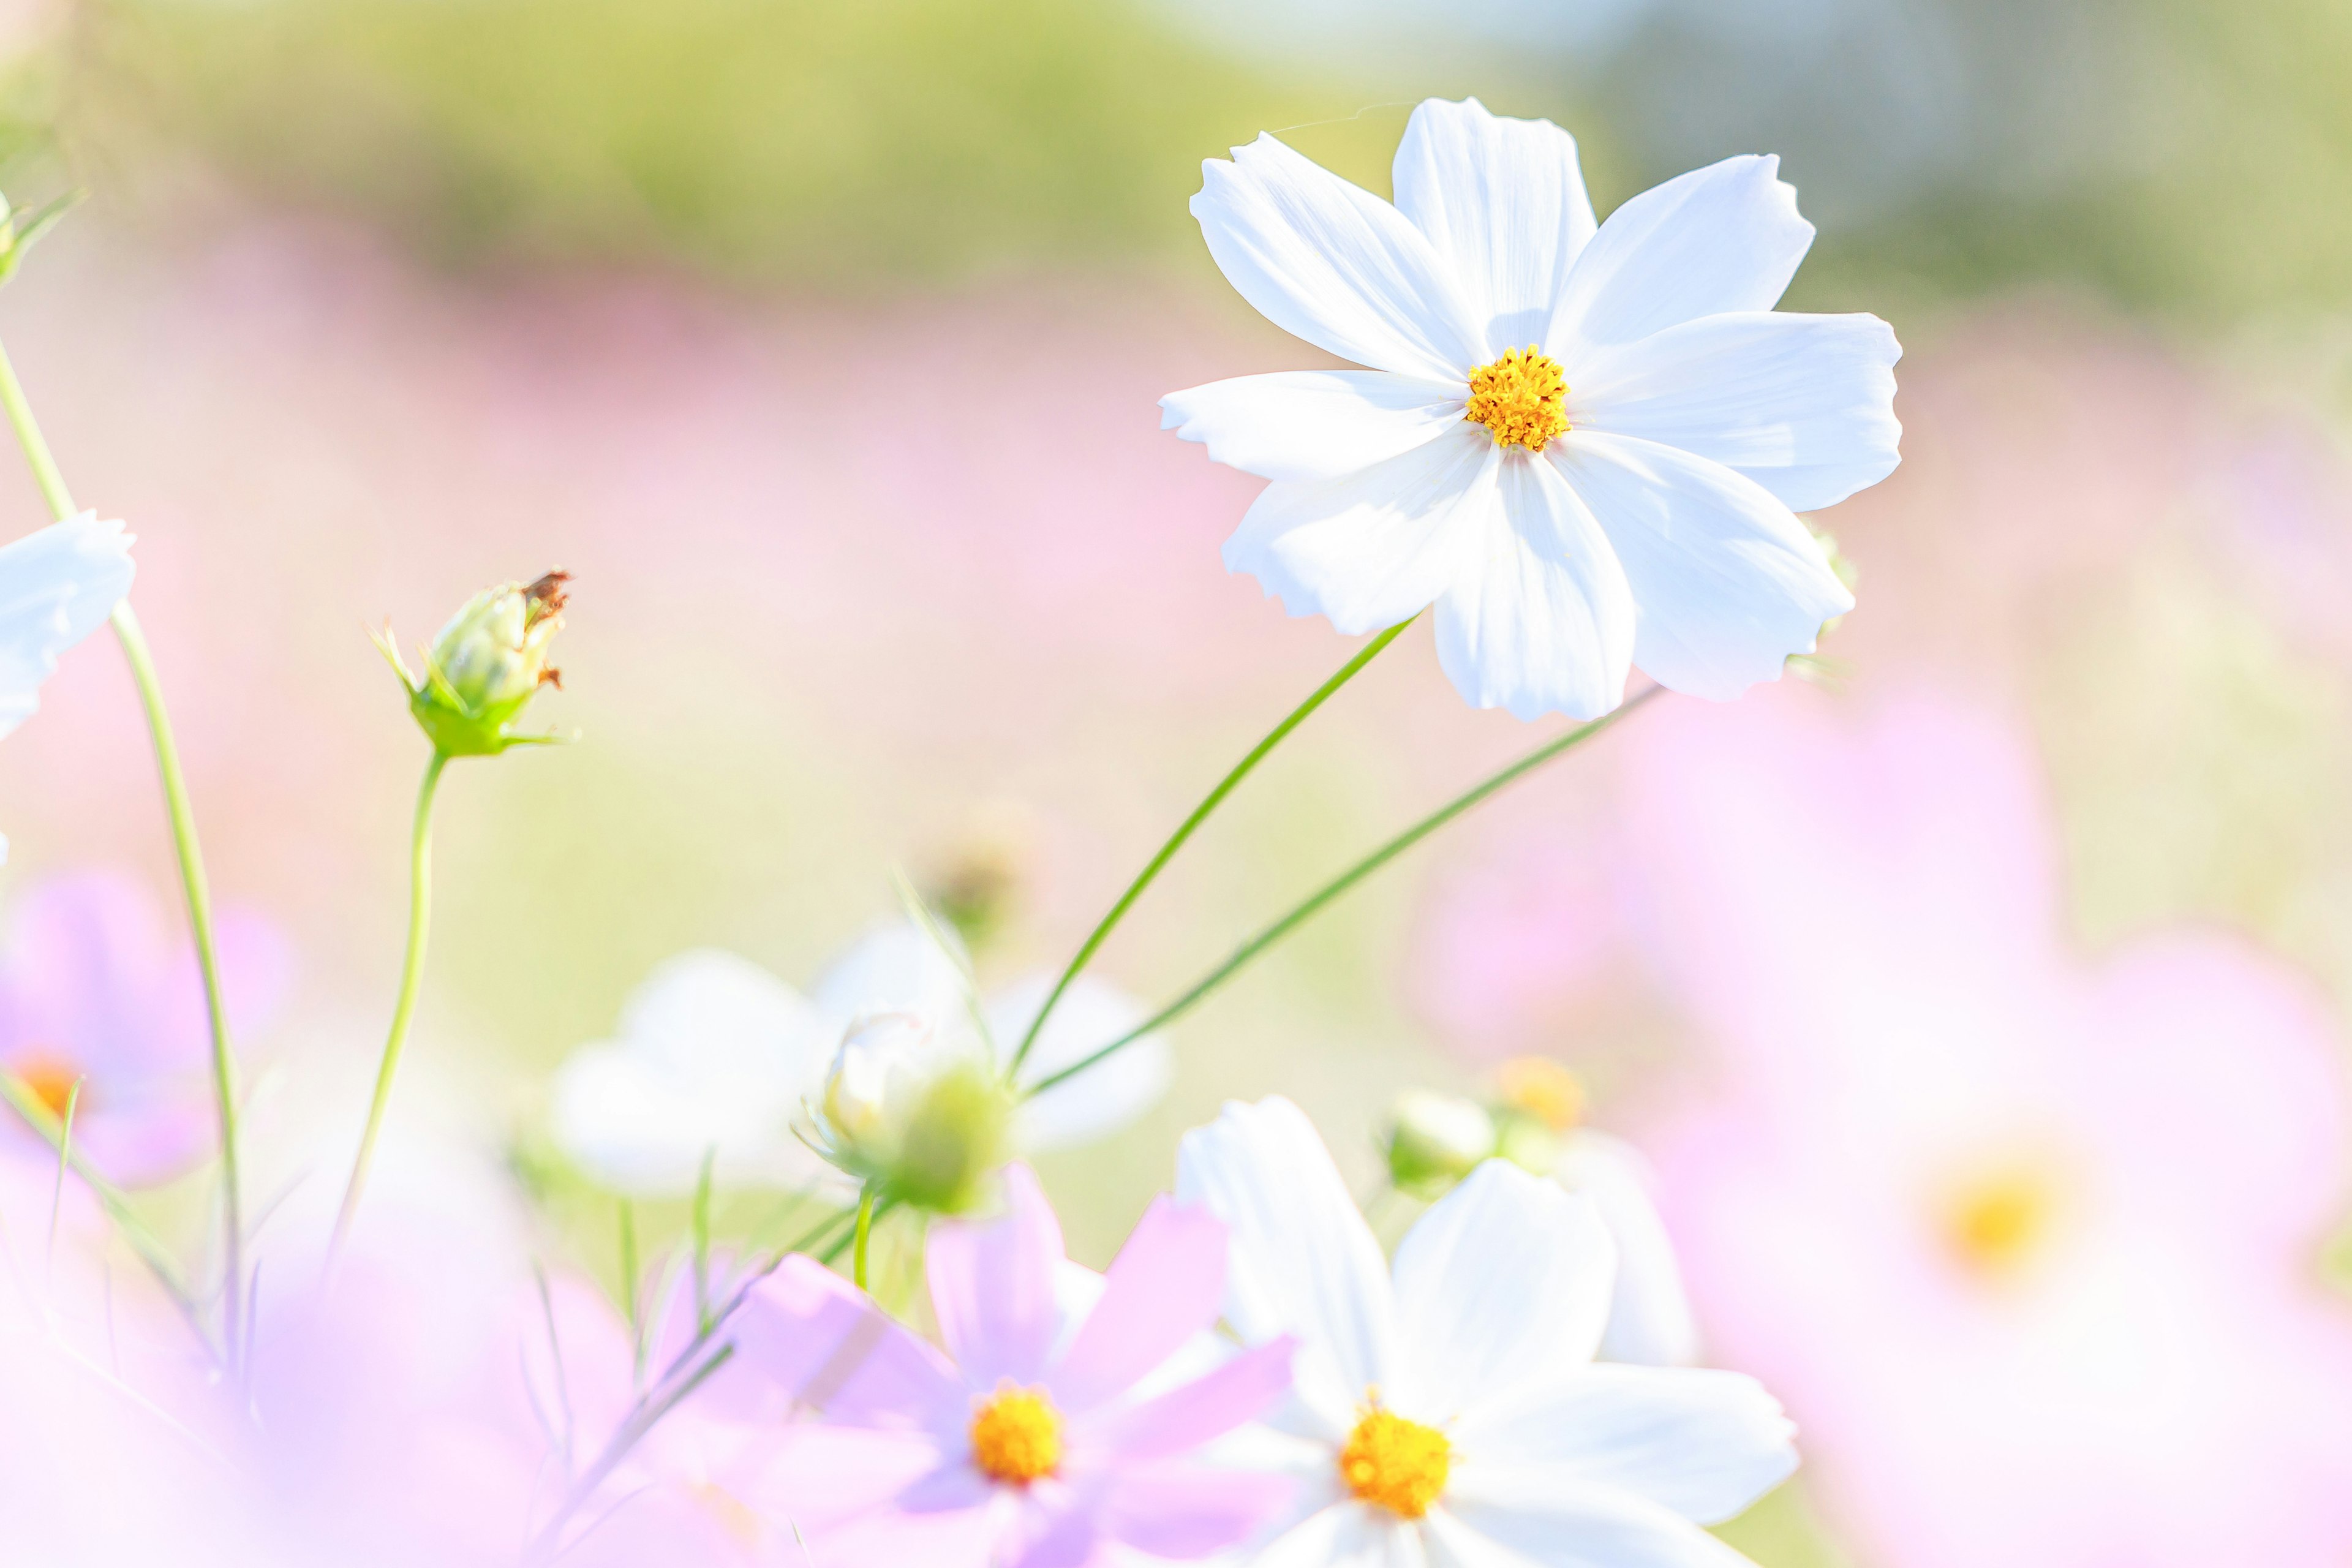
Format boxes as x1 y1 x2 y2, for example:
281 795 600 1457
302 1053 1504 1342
1178 1096 1794 1567
550 921 1171 1196
0 513 134 860
1556 1129 1701 1369
1162 97 1896 721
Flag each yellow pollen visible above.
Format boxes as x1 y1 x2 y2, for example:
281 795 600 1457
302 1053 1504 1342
1942 1170 2055 1278
969 1385 1062 1486
1465 347 1569 451
15 1052 81 1120
1340 1403 1450 1518
1495 1057 1585 1131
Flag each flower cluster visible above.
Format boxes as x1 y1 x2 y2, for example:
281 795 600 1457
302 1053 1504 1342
0 95 1909 1568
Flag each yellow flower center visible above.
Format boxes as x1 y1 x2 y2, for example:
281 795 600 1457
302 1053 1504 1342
1942 1169 2056 1278
16 1050 81 1120
1495 1057 1585 1131
1465 347 1569 451
969 1385 1062 1486
1340 1403 1450 1518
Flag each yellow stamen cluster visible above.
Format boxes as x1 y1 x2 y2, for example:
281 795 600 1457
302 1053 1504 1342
1496 1057 1585 1132
17 1051 81 1119
1465 347 1569 451
1340 1403 1450 1518
970 1385 1063 1486
1942 1170 2054 1278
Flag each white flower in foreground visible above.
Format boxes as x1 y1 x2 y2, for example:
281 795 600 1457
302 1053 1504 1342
550 921 1170 1197
0 513 134 859
1180 1096 1793 1566
1163 97 1898 720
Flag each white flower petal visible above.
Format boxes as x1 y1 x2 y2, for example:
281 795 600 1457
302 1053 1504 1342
811 919 974 1036
1253 1502 1412 1568
549 949 834 1195
1450 1366 1796 1526
1433 1488 1759 1568
1176 1096 1398 1434
1433 451 1635 722
1389 1161 1614 1423
0 514 135 741
1552 431 1852 701
1161 371 1468 483
1226 423 1497 636
1393 97 1599 354
1572 311 1902 513
986 973 1170 1150
1194 132 1487 381
1553 1132 1699 1368
1547 156 1814 360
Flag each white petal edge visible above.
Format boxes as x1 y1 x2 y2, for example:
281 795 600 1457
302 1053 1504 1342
986 973 1170 1151
1225 423 1498 636
1571 311 1902 513
1393 97 1598 354
1389 1160 1615 1423
1432 451 1636 722
1555 1131 1700 1368
1161 371 1467 484
1194 132 1487 382
1176 1096 1398 1437
1449 1365 1796 1525
1551 431 1852 701
1431 1488 1762 1568
0 513 135 741
1547 156 1814 361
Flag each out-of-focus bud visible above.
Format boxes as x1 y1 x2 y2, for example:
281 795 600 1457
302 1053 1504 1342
1382 1090 1497 1199
377 571 571 757
925 799 1038 954
1490 1057 1586 1175
0 190 75 288
814 1012 1013 1215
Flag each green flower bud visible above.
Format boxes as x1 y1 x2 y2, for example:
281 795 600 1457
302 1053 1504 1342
377 571 571 757
1382 1090 1497 1199
816 1013 1014 1215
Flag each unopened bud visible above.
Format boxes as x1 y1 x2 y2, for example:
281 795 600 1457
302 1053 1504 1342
1382 1090 1496 1199
815 1012 1012 1215
378 571 571 757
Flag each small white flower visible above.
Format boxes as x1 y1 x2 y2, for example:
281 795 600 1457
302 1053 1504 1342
550 921 1172 1197
1163 97 1896 720
0 513 134 859
1178 1096 1793 1566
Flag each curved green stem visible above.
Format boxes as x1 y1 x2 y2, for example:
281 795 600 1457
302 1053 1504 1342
1007 617 1414 1077
1028 685 1665 1099
0 336 246 1365
333 748 448 1256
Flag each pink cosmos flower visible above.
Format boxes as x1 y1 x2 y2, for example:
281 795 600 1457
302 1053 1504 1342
1621 687 2352 1566
0 869 288 1185
732 1164 1297 1567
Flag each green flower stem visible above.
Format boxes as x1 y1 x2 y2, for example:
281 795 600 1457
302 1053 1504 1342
853 1186 876 1290
332 748 449 1257
1007 616 1414 1077
0 335 247 1367
1028 684 1666 1099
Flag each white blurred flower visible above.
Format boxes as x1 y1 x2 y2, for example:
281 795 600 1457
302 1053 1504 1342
1556 1130 1701 1368
1178 1096 1793 1566
1163 96 1895 720
0 513 134 859
551 922 1172 1198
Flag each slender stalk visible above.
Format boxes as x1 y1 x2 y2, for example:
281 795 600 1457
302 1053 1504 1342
0 335 246 1365
1029 685 1666 1098
331 748 448 1256
1008 617 1414 1076
852 1187 875 1290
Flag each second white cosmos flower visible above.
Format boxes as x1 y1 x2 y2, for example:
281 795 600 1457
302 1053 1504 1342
1163 97 1897 720
1179 1096 1794 1567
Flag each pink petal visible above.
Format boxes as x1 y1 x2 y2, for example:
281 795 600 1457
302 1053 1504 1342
1084 1336 1295 1464
1049 1196 1228 1413
897 1460 997 1515
731 1255 963 1433
1100 1463 1297 1559
928 1163 1065 1387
